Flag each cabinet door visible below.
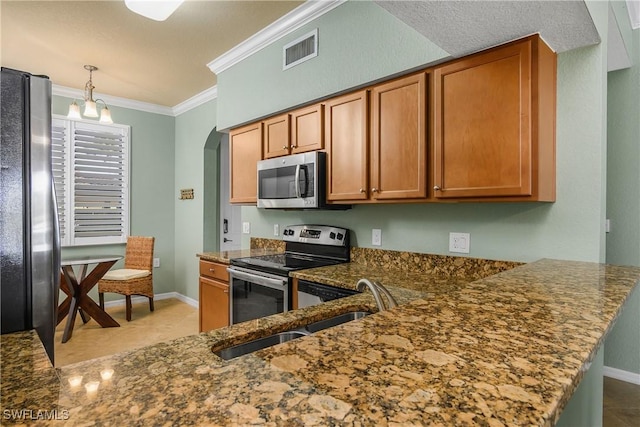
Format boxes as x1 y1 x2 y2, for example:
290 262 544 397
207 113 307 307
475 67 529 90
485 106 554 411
371 72 427 200
230 122 262 203
325 90 369 201
291 104 323 154
199 277 229 332
433 40 532 198
263 113 290 159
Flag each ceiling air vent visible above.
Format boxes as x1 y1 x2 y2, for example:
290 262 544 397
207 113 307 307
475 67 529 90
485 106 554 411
283 29 318 71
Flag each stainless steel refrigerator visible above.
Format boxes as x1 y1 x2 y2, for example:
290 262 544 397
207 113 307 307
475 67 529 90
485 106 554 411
1 67 60 363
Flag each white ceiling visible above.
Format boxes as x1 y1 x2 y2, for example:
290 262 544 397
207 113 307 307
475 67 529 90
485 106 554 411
2 0 630 112
375 0 601 56
0 0 302 107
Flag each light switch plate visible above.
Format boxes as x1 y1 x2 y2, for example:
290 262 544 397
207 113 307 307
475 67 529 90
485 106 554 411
274 224 279 236
449 232 470 253
372 229 382 246
153 258 160 268
242 222 251 234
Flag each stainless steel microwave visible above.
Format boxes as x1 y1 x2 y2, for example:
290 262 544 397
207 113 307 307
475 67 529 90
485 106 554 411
257 152 345 209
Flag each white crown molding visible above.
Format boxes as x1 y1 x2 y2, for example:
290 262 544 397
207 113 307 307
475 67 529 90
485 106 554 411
207 0 347 75
53 84 174 116
53 84 218 117
172 85 218 116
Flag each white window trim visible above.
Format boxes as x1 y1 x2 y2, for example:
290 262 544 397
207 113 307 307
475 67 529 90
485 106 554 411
53 114 131 247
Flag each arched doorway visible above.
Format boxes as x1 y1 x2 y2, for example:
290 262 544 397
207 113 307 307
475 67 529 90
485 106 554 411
203 129 240 252
203 128 222 252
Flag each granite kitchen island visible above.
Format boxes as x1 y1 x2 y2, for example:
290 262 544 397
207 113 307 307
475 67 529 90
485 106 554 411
1 258 639 426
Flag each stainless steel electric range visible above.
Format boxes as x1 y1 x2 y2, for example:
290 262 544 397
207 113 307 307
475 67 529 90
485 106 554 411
227 224 355 325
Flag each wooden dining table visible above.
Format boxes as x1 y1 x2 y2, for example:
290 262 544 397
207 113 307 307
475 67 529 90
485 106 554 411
57 255 122 343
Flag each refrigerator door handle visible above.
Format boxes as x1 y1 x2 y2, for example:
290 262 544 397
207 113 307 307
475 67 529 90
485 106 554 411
51 178 60 313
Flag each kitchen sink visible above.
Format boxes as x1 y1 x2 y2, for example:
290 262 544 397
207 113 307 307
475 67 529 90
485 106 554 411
213 330 309 360
304 311 370 333
213 311 371 360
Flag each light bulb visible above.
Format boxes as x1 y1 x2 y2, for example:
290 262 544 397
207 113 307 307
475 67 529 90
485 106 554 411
84 381 100 393
67 102 81 119
68 375 83 387
99 106 113 124
100 368 114 380
83 100 98 117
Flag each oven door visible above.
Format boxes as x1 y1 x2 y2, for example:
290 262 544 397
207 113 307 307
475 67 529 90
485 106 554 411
257 152 317 208
227 266 289 324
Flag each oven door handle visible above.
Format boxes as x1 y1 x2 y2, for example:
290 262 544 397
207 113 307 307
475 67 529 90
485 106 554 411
227 268 287 290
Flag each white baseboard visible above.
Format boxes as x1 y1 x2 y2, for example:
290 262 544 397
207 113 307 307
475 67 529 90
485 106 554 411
102 292 199 309
603 366 640 385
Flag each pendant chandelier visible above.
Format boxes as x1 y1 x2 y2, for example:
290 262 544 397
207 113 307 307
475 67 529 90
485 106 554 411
67 65 113 124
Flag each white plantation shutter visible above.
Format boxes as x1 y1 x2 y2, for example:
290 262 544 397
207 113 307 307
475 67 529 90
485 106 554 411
52 116 130 246
51 119 69 243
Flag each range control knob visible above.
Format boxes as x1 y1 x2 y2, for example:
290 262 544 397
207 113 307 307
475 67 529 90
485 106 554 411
329 232 336 239
336 233 344 241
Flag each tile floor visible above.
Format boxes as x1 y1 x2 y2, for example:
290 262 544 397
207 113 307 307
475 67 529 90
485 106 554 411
54 297 198 366
54 298 639 425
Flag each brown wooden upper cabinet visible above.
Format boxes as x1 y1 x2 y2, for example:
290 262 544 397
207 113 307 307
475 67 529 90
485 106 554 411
325 90 369 202
371 72 427 200
229 122 262 204
262 113 290 159
326 72 427 203
432 35 556 201
263 104 324 159
291 103 324 153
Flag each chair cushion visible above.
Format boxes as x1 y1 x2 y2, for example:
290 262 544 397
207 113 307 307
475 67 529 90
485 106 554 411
102 269 151 281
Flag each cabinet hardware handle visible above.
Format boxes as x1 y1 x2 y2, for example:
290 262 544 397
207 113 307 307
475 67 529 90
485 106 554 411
434 186 441 191
371 188 379 193
209 268 215 272
223 290 228 293
282 145 288 150
359 188 366 193
292 145 297 148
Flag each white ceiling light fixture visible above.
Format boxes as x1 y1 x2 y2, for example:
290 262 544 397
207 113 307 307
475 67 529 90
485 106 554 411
125 0 185 22
68 65 113 124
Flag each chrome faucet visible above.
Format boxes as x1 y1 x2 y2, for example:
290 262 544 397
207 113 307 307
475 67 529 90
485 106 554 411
356 278 398 312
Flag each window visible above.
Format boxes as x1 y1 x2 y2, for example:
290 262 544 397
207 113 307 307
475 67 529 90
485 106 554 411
52 116 130 246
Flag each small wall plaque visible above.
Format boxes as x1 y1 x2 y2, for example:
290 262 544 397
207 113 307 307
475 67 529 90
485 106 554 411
179 189 194 200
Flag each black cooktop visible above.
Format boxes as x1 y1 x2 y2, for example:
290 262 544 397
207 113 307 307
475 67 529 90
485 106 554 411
230 253 344 276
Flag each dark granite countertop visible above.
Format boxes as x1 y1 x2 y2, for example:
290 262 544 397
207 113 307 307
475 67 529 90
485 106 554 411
1 259 639 426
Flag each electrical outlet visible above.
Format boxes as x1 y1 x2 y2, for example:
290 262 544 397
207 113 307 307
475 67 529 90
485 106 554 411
274 224 279 236
605 219 611 233
242 222 251 234
372 229 382 246
449 232 470 254
153 258 160 268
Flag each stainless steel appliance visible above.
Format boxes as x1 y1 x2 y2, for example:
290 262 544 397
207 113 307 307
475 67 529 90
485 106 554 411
297 279 358 309
227 224 351 324
1 67 59 363
257 151 348 209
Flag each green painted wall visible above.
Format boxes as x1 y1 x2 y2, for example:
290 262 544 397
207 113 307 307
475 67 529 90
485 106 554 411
556 344 604 427
604 3 640 376
174 99 217 301
216 0 449 130
52 96 176 301
236 1 609 265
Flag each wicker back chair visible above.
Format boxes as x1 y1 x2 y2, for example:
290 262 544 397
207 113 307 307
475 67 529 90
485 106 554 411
98 236 155 321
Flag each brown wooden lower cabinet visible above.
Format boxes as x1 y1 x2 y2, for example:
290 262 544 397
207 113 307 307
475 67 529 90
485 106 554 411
199 260 230 332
